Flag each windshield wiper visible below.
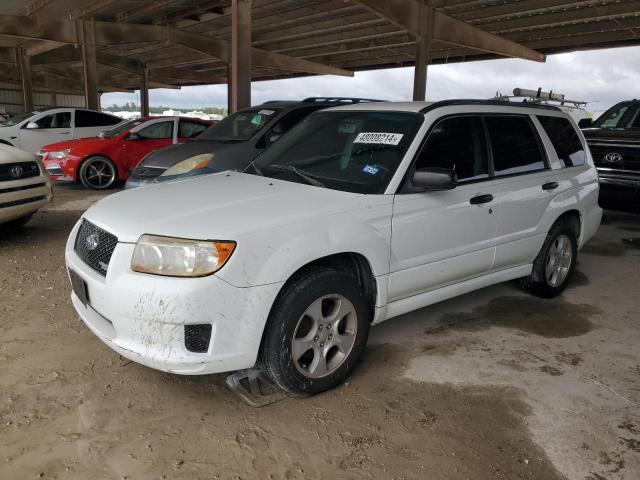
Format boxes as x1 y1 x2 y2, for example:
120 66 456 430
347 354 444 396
244 159 264 176
268 164 326 188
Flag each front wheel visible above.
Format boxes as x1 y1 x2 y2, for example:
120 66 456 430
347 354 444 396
79 156 117 190
520 222 577 298
259 267 371 395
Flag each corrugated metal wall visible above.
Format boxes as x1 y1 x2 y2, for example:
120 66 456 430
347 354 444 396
0 82 85 115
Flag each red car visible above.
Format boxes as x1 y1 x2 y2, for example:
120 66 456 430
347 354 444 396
40 116 213 189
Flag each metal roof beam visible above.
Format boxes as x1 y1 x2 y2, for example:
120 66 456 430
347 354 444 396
356 0 545 62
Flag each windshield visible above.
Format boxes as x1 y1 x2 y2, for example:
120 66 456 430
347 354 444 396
100 118 144 138
252 111 423 194
2 111 38 126
196 108 280 141
593 103 640 129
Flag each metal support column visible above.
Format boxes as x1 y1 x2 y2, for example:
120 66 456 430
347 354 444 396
229 0 252 113
16 48 34 112
413 1 433 101
140 65 150 116
80 20 99 110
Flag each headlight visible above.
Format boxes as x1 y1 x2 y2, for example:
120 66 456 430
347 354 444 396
131 235 235 277
160 153 213 177
48 149 71 160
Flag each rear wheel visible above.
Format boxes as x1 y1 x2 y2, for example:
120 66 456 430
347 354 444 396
259 267 371 395
79 156 117 190
520 222 577 298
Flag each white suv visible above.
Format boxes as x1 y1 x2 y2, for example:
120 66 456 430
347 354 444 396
65 101 602 395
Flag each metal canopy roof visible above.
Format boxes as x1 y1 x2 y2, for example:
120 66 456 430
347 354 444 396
0 0 639 95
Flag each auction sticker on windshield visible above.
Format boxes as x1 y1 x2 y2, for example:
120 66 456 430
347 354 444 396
353 132 404 145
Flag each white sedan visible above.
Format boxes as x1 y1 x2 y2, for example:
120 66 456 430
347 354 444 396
0 144 52 228
0 108 123 154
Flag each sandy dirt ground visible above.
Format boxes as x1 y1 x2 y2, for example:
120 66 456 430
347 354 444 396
1 184 639 480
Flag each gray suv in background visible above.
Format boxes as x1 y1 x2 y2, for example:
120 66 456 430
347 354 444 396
125 97 384 188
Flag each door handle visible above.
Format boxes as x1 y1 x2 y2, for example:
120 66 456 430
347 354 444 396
542 181 559 191
469 194 493 205
60 132 70 135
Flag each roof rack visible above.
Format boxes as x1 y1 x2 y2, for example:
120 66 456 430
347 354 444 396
420 99 562 113
302 97 386 104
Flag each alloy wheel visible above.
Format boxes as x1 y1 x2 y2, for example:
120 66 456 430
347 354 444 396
545 234 573 287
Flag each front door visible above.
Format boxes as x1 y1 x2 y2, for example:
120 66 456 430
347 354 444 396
124 119 175 170
18 111 72 153
389 115 500 302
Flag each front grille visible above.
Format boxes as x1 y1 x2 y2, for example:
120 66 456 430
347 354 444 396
0 182 46 195
0 195 46 209
0 161 40 182
589 144 640 172
74 219 118 276
134 166 166 178
184 324 212 353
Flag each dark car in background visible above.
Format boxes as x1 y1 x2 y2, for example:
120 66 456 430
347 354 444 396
580 100 640 211
125 97 384 188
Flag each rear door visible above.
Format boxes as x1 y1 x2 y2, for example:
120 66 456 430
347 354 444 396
74 110 122 139
389 115 500 301
18 110 72 153
177 119 208 143
488 114 560 271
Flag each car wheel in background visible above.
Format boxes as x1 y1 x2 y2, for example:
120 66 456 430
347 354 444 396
520 222 578 298
259 267 371 395
79 156 117 190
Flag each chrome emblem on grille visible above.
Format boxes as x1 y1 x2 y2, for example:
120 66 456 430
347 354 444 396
85 233 100 251
9 165 23 178
604 152 623 163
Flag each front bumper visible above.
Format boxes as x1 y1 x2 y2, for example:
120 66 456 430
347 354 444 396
0 175 52 223
65 220 283 375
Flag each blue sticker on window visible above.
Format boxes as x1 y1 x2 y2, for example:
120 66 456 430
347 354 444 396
362 164 380 176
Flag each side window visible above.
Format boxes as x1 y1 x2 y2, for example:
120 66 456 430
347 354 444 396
414 116 489 182
75 110 121 127
34 112 71 129
537 116 586 167
136 121 173 140
178 120 207 138
272 107 319 136
485 115 546 176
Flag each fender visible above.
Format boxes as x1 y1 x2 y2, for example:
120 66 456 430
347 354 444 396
216 195 394 291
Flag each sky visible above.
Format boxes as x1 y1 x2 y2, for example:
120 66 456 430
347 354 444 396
102 45 640 115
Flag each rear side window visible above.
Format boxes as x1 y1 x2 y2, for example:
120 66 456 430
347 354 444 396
75 110 121 127
415 116 489 182
537 116 586 167
178 120 207 138
485 116 546 176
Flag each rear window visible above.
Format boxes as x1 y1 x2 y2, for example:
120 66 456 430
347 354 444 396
485 115 547 176
537 116 586 167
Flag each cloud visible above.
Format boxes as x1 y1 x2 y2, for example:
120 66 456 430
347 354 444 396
102 46 640 114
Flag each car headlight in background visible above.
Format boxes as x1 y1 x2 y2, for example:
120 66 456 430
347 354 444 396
48 149 71 160
160 153 213 177
131 235 235 277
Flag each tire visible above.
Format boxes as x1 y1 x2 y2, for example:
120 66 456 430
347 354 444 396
259 266 372 396
79 156 117 190
520 222 578 298
1 214 33 230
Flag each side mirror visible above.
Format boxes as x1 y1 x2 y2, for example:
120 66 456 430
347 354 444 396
578 118 593 128
127 132 141 141
412 167 457 191
26 121 38 129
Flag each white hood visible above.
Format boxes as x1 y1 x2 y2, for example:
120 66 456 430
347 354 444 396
0 144 36 164
84 171 366 243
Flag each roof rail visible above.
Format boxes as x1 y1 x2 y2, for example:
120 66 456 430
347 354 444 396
302 97 386 104
420 99 562 113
